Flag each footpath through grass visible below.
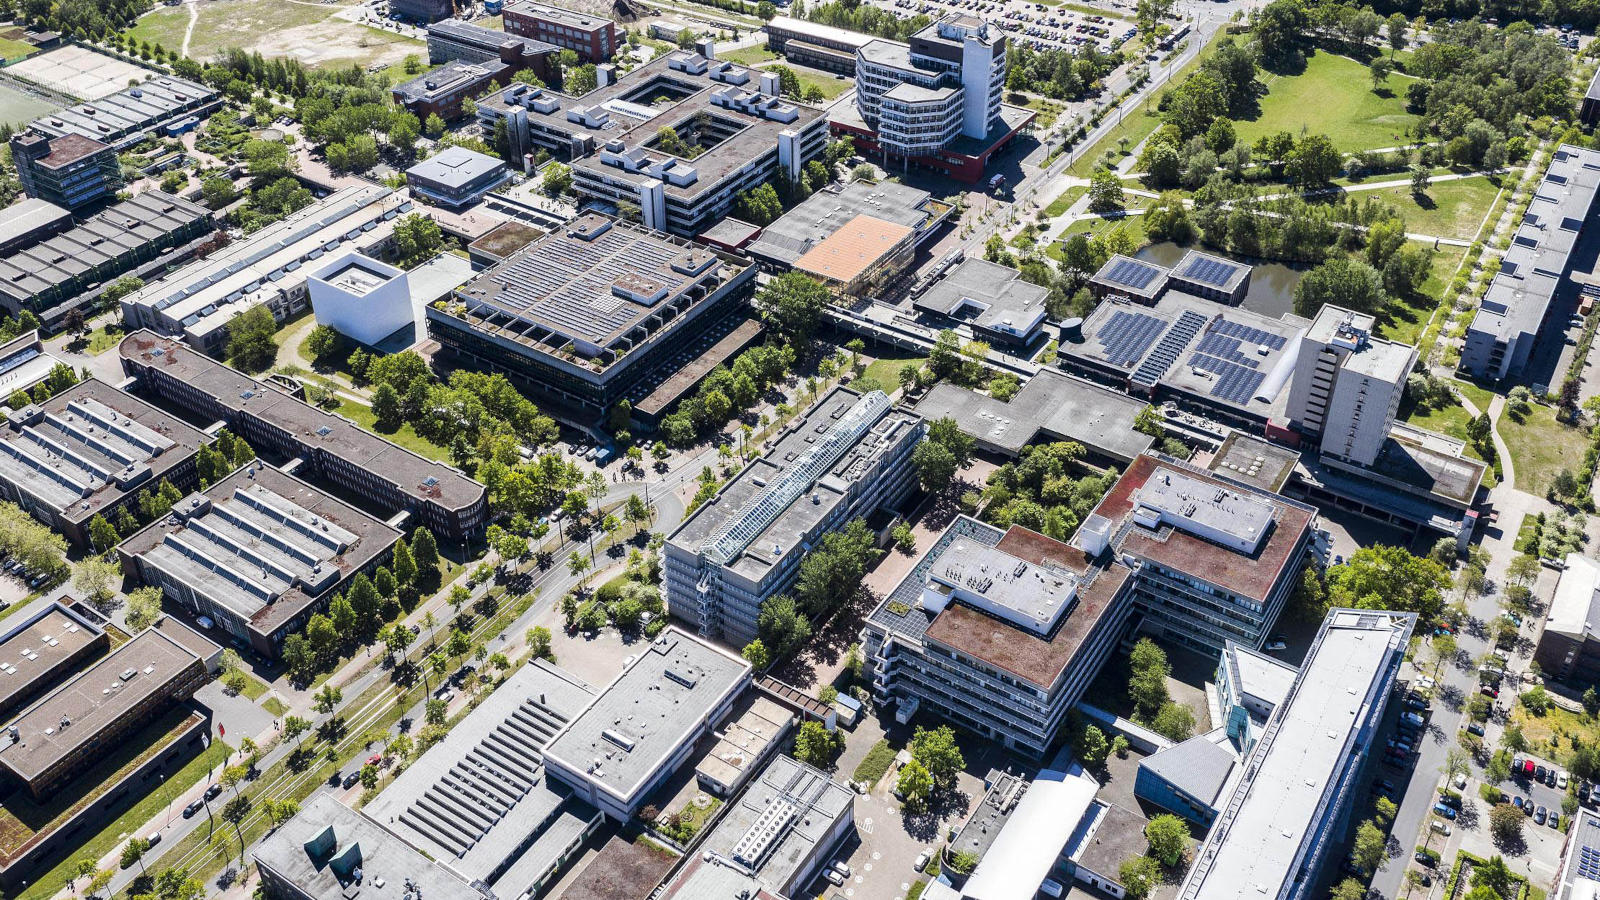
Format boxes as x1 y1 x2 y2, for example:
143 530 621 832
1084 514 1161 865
1500 403 1590 496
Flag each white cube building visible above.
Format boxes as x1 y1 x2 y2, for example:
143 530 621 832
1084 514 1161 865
307 253 414 346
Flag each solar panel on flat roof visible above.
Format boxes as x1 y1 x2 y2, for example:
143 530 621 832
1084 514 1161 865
1580 845 1600 880
1212 319 1286 350
1133 309 1207 388
1105 258 1161 291
1179 255 1241 288
1191 353 1267 405
1097 309 1167 367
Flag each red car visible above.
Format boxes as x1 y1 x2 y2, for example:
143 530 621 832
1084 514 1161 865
1525 760 1537 775
367 753 383 767
1481 685 1499 698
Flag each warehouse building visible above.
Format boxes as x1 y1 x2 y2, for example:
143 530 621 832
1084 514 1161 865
9 132 121 211
543 628 751 822
119 332 488 542
864 516 1135 758
0 189 213 327
0 378 210 546
476 46 828 236
29 76 221 148
429 213 755 421
120 185 407 357
118 462 403 658
664 387 923 647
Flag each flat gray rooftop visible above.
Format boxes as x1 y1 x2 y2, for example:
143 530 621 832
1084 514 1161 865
0 191 211 308
543 629 749 804
406 144 506 187
749 181 947 267
0 198 69 252
1181 609 1414 900
913 369 1153 461
912 257 1048 336
949 771 1024 866
1208 431 1300 493
253 794 483 900
1135 466 1276 554
119 332 485 514
0 602 101 717
119 462 400 639
659 754 853 899
30 76 216 144
667 387 920 584
364 660 598 897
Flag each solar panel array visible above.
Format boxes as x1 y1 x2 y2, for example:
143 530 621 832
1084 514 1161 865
1212 319 1287 351
397 694 572 859
486 227 690 345
1577 845 1600 881
1177 254 1243 288
1189 353 1266 405
1132 310 1207 388
1097 310 1168 367
1103 257 1164 291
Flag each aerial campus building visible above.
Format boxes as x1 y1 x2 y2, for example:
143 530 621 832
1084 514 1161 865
831 16 1034 183
28 76 220 148
1556 807 1600 900
426 18 560 78
863 515 1135 758
429 212 756 422
119 185 409 357
1285 306 1416 469
764 16 876 74
656 754 854 900
0 198 72 256
8 132 121 210
1175 609 1414 900
502 1 618 62
1535 553 1600 684
913 368 1154 464
306 252 414 347
542 627 752 822
664 387 923 648
744 180 953 296
119 332 488 542
475 46 828 236
0 189 214 327
0 602 108 724
0 378 210 547
392 59 512 122
912 256 1051 350
405 145 512 208
1460 144 1600 381
118 461 403 658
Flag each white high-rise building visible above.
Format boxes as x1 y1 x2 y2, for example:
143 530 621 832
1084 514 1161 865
306 253 414 347
1286 306 1416 467
854 16 1005 158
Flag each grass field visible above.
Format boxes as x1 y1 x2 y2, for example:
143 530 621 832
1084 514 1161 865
722 45 779 66
1055 213 1149 248
11 711 231 900
334 398 453 463
1401 398 1474 444
1499 403 1590 496
1232 52 1420 154
1363 175 1504 242
1453 379 1496 412
1044 185 1087 218
0 81 60 128
127 0 423 69
852 738 898 786
0 35 36 61
1374 242 1465 347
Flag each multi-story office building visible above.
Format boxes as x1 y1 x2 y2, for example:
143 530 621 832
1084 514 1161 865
863 515 1135 758
1535 552 1600 683
393 58 512 121
1286 306 1416 467
1177 608 1414 900
0 190 213 327
119 331 488 542
475 47 828 236
656 755 854 900
1461 144 1600 380
0 623 209 799
0 379 210 546
542 628 750 821
118 462 403 658
405 145 511 207
426 17 559 78
1081 452 1317 655
764 16 875 74
29 76 220 149
120 185 407 357
0 602 107 724
502 1 616 62
9 132 121 210
832 16 1032 182
429 212 755 421
664 387 923 647
390 0 455 24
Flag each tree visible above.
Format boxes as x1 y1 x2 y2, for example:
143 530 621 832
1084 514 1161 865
424 112 447 139
225 305 278 373
912 440 958 493
1120 857 1160 900
742 638 771 670
72 556 122 608
1351 819 1385 872
1473 855 1515 897
305 325 340 363
283 715 311 747
1077 723 1110 767
1369 56 1393 92
201 176 237 208
754 271 830 344
393 214 443 265
88 514 119 554
1152 702 1196 741
541 162 572 196
121 838 150 873
1489 803 1523 842
1327 545 1451 621
312 684 342 715
1330 880 1366 900
897 759 933 812
370 382 401 431
734 182 784 225
1088 165 1124 213
757 594 812 660
412 527 439 577
1386 13 1408 54
910 725 964 790
1145 814 1189 867
1128 637 1171 719
1375 794 1398 824
1294 257 1387 318
1286 133 1342 185
793 719 842 767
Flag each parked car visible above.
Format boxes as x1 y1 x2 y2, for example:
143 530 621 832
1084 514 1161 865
1536 806 1548 825
1439 793 1461 810
1467 723 1486 737
1561 772 1571 789
914 851 932 872
1538 765 1549 782
1433 803 1457 820
1402 712 1426 728
342 771 361 789
1264 635 1288 651
1482 685 1500 698
1512 796 1526 811
182 800 204 819
1454 773 1468 790
824 870 845 887
1431 820 1451 835
1551 812 1563 830
833 862 852 878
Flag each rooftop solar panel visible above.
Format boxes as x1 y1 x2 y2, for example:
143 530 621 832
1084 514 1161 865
1189 353 1267 405
1133 309 1207 387
1105 258 1162 291
1097 310 1167 368
1178 254 1242 288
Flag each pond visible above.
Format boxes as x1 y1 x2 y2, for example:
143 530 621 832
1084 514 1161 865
1136 242 1307 320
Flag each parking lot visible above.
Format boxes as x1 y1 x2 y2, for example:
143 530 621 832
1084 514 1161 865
865 0 1139 53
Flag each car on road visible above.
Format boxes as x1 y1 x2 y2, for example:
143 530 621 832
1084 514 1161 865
1433 803 1457 820
368 753 384 767
342 771 361 789
182 800 204 818
914 851 932 872
204 783 223 801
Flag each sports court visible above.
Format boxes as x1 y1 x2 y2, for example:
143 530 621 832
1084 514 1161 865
7 45 155 101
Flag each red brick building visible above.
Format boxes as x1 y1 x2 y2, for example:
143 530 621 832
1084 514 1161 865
503 1 616 62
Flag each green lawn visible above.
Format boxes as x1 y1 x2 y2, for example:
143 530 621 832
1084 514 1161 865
852 739 897 786
1232 52 1420 154
1452 379 1495 412
0 35 36 62
127 0 421 69
1362 175 1505 242
1054 214 1149 249
1021 95 1067 129
334 398 453 463
862 351 929 392
1374 241 1465 347
1044 185 1087 218
1499 403 1590 496
793 66 852 100
262 695 289 717
1401 398 1474 443
723 45 779 66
